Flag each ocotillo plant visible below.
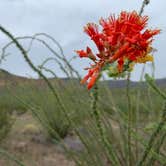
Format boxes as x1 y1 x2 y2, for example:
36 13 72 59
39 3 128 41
0 0 166 166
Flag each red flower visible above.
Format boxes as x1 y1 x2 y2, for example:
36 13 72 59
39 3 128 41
76 11 160 89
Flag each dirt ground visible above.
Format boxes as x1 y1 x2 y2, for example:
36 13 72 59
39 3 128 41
0 113 75 166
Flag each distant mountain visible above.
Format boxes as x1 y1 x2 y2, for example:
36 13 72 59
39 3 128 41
0 69 34 86
0 69 12 78
104 78 166 88
0 68 166 88
0 69 27 80
155 78 166 87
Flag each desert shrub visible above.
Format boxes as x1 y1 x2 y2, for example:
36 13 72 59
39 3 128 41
22 124 41 135
0 109 14 142
46 117 70 140
0 88 27 115
7 80 91 141
33 82 90 141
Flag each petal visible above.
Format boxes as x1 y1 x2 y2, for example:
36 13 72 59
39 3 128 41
87 72 99 90
75 50 88 58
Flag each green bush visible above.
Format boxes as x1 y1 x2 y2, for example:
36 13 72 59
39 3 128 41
17 80 92 141
46 117 70 140
0 109 14 142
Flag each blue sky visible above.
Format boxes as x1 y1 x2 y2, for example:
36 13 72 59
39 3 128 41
0 0 165 80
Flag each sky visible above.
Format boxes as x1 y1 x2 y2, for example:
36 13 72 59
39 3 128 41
0 0 165 80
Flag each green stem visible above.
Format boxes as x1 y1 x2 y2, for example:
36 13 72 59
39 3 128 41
92 85 120 166
0 25 96 165
0 148 25 166
147 132 166 166
135 65 146 162
139 0 150 16
137 101 166 166
126 73 132 166
145 74 166 100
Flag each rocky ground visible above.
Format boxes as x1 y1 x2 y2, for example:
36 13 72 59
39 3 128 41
0 113 78 166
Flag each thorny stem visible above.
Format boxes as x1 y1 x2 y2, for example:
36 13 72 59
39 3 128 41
1 34 81 78
38 57 70 78
92 85 120 166
139 0 150 16
0 25 98 165
8 88 82 166
125 2 150 164
136 74 166 165
134 0 151 163
0 36 77 78
38 66 57 78
145 74 166 100
135 64 146 161
147 132 166 166
137 101 166 166
0 148 25 166
126 73 132 166
0 26 65 113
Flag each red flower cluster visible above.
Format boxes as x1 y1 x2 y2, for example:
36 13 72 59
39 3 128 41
76 11 160 89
